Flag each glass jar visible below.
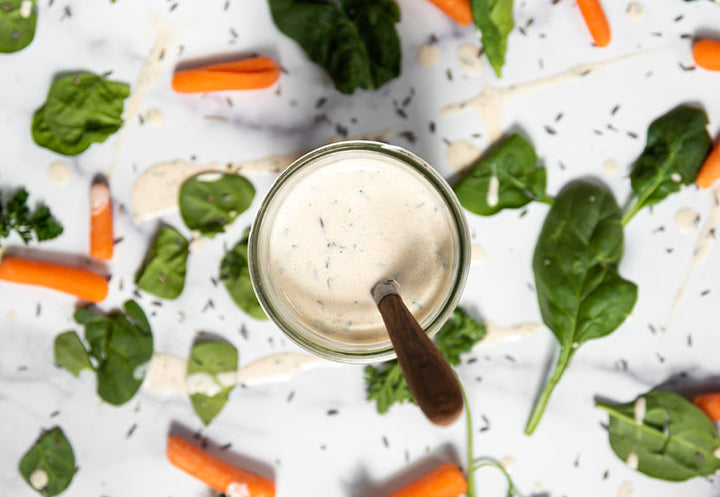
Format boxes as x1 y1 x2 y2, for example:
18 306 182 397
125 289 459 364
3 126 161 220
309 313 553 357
248 140 470 363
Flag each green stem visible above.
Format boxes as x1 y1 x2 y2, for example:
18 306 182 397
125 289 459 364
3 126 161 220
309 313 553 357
462 384 476 497
471 459 522 496
524 345 573 435
621 198 643 226
537 193 555 206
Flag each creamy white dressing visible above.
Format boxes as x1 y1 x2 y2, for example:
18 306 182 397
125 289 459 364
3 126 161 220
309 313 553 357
264 152 457 343
441 52 645 143
29 469 48 490
625 452 639 470
634 396 646 424
470 243 485 261
144 107 164 126
19 0 32 18
674 208 700 234
671 173 682 183
226 482 251 497
130 130 394 224
445 139 481 172
144 352 335 394
602 158 619 175
47 161 71 185
487 176 499 207
186 372 224 397
626 2 644 20
481 321 544 345
90 183 110 215
110 19 180 179
499 456 516 473
617 481 634 497
456 43 484 76
714 447 720 459
417 44 441 68
671 186 720 316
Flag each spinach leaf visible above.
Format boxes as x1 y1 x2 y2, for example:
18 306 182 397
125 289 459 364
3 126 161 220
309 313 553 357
53 331 92 377
220 229 266 320
31 73 130 156
624 106 712 224
19 426 76 496
268 0 401 94
597 390 720 481
0 188 63 243
179 173 255 237
365 307 485 413
525 182 637 434
66 300 153 406
0 0 37 53
471 0 514 77
453 134 545 216
136 226 188 299
187 341 239 425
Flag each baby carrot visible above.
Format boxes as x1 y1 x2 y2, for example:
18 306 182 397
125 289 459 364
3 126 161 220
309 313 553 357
90 179 113 261
426 0 472 26
172 56 280 93
693 393 720 421
696 141 720 189
693 39 720 71
0 256 108 302
387 463 467 497
576 0 611 47
166 436 275 497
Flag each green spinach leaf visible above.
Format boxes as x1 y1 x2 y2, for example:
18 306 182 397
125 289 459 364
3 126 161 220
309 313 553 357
525 182 637 434
136 226 188 299
453 133 545 215
365 307 485 413
53 331 92 377
624 106 712 224
187 341 239 425
268 0 401 94
31 73 130 156
0 188 63 243
65 300 153 406
471 0 514 77
179 173 255 237
0 0 36 53
19 426 76 496
220 229 266 320
597 390 720 481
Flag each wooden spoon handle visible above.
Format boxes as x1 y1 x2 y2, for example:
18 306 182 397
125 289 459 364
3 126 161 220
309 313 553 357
376 293 464 426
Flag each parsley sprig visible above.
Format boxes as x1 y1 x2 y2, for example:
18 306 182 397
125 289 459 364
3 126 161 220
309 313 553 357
364 307 486 413
0 188 63 244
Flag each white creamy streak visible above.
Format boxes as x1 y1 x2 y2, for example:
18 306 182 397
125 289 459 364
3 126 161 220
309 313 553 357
446 140 481 173
633 396 646 424
482 322 544 345
625 452 639 470
441 52 646 142
456 43 484 76
674 208 700 234
29 469 49 490
671 186 720 317
417 44 441 68
130 130 394 223
487 176 500 207
617 481 634 497
47 161 71 185
226 482 251 497
266 153 456 343
186 373 223 397
144 352 335 394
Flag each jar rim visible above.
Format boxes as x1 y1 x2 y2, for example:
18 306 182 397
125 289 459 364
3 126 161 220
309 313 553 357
248 140 470 364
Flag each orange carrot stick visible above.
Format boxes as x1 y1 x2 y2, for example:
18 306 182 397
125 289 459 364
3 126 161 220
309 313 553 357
90 180 113 261
0 256 108 302
387 463 468 497
694 393 720 421
172 56 280 93
693 39 720 71
166 436 275 497
426 0 472 26
576 0 611 47
696 141 720 189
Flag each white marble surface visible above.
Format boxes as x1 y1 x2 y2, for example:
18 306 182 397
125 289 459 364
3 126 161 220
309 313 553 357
2 0 720 496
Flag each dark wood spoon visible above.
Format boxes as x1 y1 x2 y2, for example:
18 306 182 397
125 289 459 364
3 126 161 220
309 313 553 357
372 279 464 426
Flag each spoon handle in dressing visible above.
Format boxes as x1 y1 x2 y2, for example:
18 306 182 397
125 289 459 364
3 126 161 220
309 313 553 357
376 293 464 426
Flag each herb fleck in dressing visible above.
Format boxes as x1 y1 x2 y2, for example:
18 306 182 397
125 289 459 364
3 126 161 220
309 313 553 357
267 153 457 344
